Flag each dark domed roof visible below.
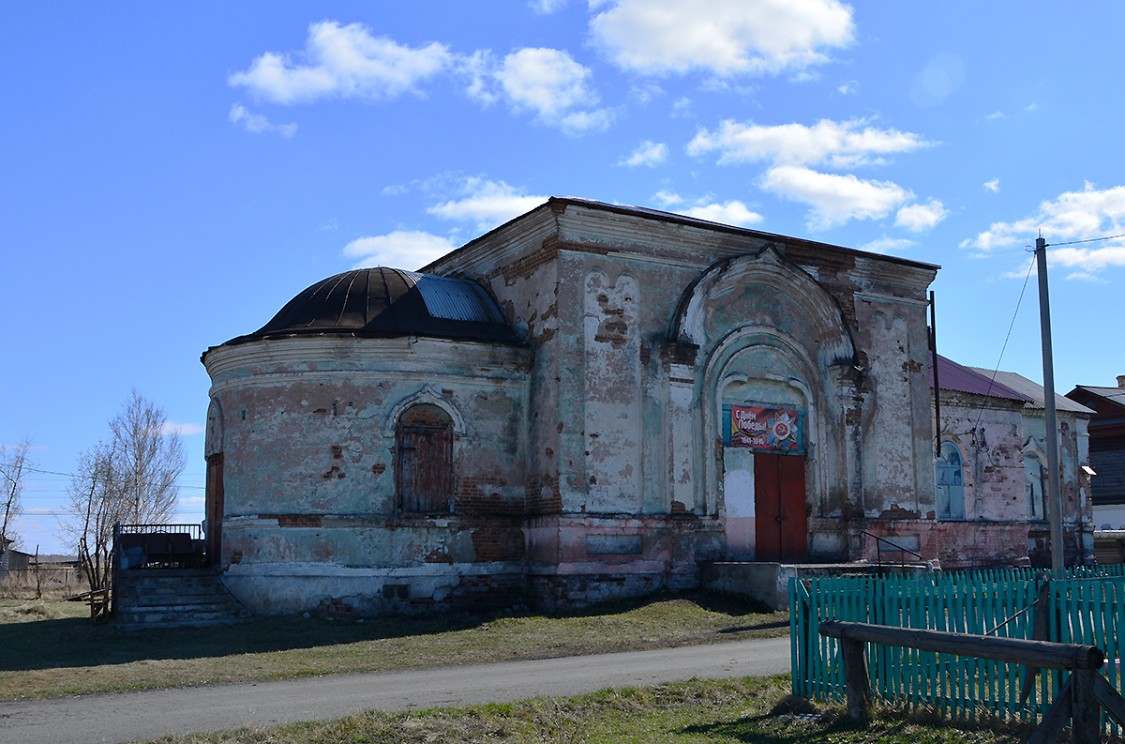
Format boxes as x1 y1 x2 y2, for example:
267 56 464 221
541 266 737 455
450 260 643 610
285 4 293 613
226 268 519 346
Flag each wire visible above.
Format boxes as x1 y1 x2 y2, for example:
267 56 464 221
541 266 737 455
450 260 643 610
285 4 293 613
1047 232 1125 247
969 252 1037 438
24 466 205 490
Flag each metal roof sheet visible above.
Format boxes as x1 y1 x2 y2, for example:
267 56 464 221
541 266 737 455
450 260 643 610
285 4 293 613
969 367 1095 414
406 272 506 324
929 355 1030 402
1073 385 1125 409
220 267 520 347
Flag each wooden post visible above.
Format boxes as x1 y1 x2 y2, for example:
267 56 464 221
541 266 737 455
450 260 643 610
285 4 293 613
1029 676 1073 744
1021 580 1051 704
1072 669 1100 744
840 638 871 723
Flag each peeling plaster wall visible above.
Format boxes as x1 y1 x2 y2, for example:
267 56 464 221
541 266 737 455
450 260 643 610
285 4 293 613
1018 407 1095 563
854 391 1096 570
429 200 940 599
203 335 530 613
209 200 986 615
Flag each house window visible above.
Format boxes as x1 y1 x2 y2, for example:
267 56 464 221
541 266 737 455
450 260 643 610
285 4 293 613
935 441 965 520
396 404 454 514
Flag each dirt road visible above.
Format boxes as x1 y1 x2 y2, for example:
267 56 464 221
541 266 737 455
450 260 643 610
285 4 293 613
0 636 790 744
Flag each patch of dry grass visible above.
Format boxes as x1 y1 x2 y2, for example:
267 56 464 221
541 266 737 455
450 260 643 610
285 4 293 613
146 676 1032 744
0 592 787 701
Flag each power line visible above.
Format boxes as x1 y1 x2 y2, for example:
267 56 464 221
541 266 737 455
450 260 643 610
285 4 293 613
1047 231 1125 247
24 466 205 490
970 252 1037 435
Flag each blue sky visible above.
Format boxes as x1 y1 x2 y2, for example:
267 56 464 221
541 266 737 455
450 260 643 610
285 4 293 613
3 1 1123 554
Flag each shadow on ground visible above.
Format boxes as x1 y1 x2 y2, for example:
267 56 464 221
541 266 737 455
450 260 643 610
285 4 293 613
0 608 493 672
1 590 785 673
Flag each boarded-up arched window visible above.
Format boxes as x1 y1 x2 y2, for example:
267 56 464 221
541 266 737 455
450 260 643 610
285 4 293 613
396 404 454 513
936 441 965 520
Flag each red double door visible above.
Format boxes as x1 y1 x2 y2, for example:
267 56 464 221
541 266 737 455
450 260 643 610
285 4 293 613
754 452 808 561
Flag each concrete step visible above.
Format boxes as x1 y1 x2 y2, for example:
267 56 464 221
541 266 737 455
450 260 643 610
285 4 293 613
114 569 252 628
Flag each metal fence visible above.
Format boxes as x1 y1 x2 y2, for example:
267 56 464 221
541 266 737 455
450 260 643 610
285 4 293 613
791 564 1125 730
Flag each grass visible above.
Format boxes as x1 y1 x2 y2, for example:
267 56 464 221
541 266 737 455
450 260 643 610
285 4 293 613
0 591 787 701
145 676 1035 743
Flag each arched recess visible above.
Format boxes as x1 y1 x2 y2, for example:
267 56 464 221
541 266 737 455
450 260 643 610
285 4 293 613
1023 437 1048 521
671 245 859 541
935 441 965 520
383 386 466 438
204 398 224 566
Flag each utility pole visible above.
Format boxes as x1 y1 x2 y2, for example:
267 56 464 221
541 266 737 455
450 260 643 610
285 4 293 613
1036 235 1064 572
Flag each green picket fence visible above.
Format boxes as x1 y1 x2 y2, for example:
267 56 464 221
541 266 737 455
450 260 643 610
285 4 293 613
790 564 1125 730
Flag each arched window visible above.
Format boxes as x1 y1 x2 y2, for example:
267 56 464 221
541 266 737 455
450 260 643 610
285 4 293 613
396 404 454 514
1025 453 1047 520
935 441 965 520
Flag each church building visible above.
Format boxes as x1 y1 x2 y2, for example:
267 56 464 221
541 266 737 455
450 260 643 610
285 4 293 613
200 197 1087 616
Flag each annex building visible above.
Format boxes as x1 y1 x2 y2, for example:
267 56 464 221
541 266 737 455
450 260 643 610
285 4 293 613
200 197 1093 615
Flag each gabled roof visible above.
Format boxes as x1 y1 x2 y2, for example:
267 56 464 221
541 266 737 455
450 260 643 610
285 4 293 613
929 355 1030 402
970 367 1094 415
1071 385 1125 411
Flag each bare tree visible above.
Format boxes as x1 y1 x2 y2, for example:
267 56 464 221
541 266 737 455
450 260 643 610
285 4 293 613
63 392 185 592
110 390 183 525
0 441 30 575
64 443 120 592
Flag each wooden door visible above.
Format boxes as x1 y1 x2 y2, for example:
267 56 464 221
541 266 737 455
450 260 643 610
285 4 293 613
398 425 453 513
205 453 224 566
754 453 808 561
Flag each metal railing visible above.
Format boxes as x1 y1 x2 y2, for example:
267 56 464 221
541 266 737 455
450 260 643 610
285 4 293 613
117 523 205 540
861 529 925 572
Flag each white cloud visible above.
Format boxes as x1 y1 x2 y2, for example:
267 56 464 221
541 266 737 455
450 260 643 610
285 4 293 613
590 0 854 77
895 199 948 232
229 21 452 104
837 80 858 95
651 192 762 227
964 183 1125 251
671 97 693 118
343 231 459 270
529 0 569 13
653 190 684 207
161 422 205 437
961 183 1125 277
687 118 931 169
427 178 547 230
859 237 917 255
789 70 821 84
629 82 664 105
984 179 1000 193
620 140 667 167
676 200 763 227
985 111 1006 122
467 48 613 134
178 494 206 510
228 103 297 137
761 165 912 229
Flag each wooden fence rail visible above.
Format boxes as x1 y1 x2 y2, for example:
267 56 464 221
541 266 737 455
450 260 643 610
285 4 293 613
820 620 1125 744
791 566 1125 735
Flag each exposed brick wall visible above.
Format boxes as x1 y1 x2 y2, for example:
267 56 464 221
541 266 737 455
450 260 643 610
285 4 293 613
526 473 562 515
467 519 525 562
270 514 323 528
457 477 523 517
